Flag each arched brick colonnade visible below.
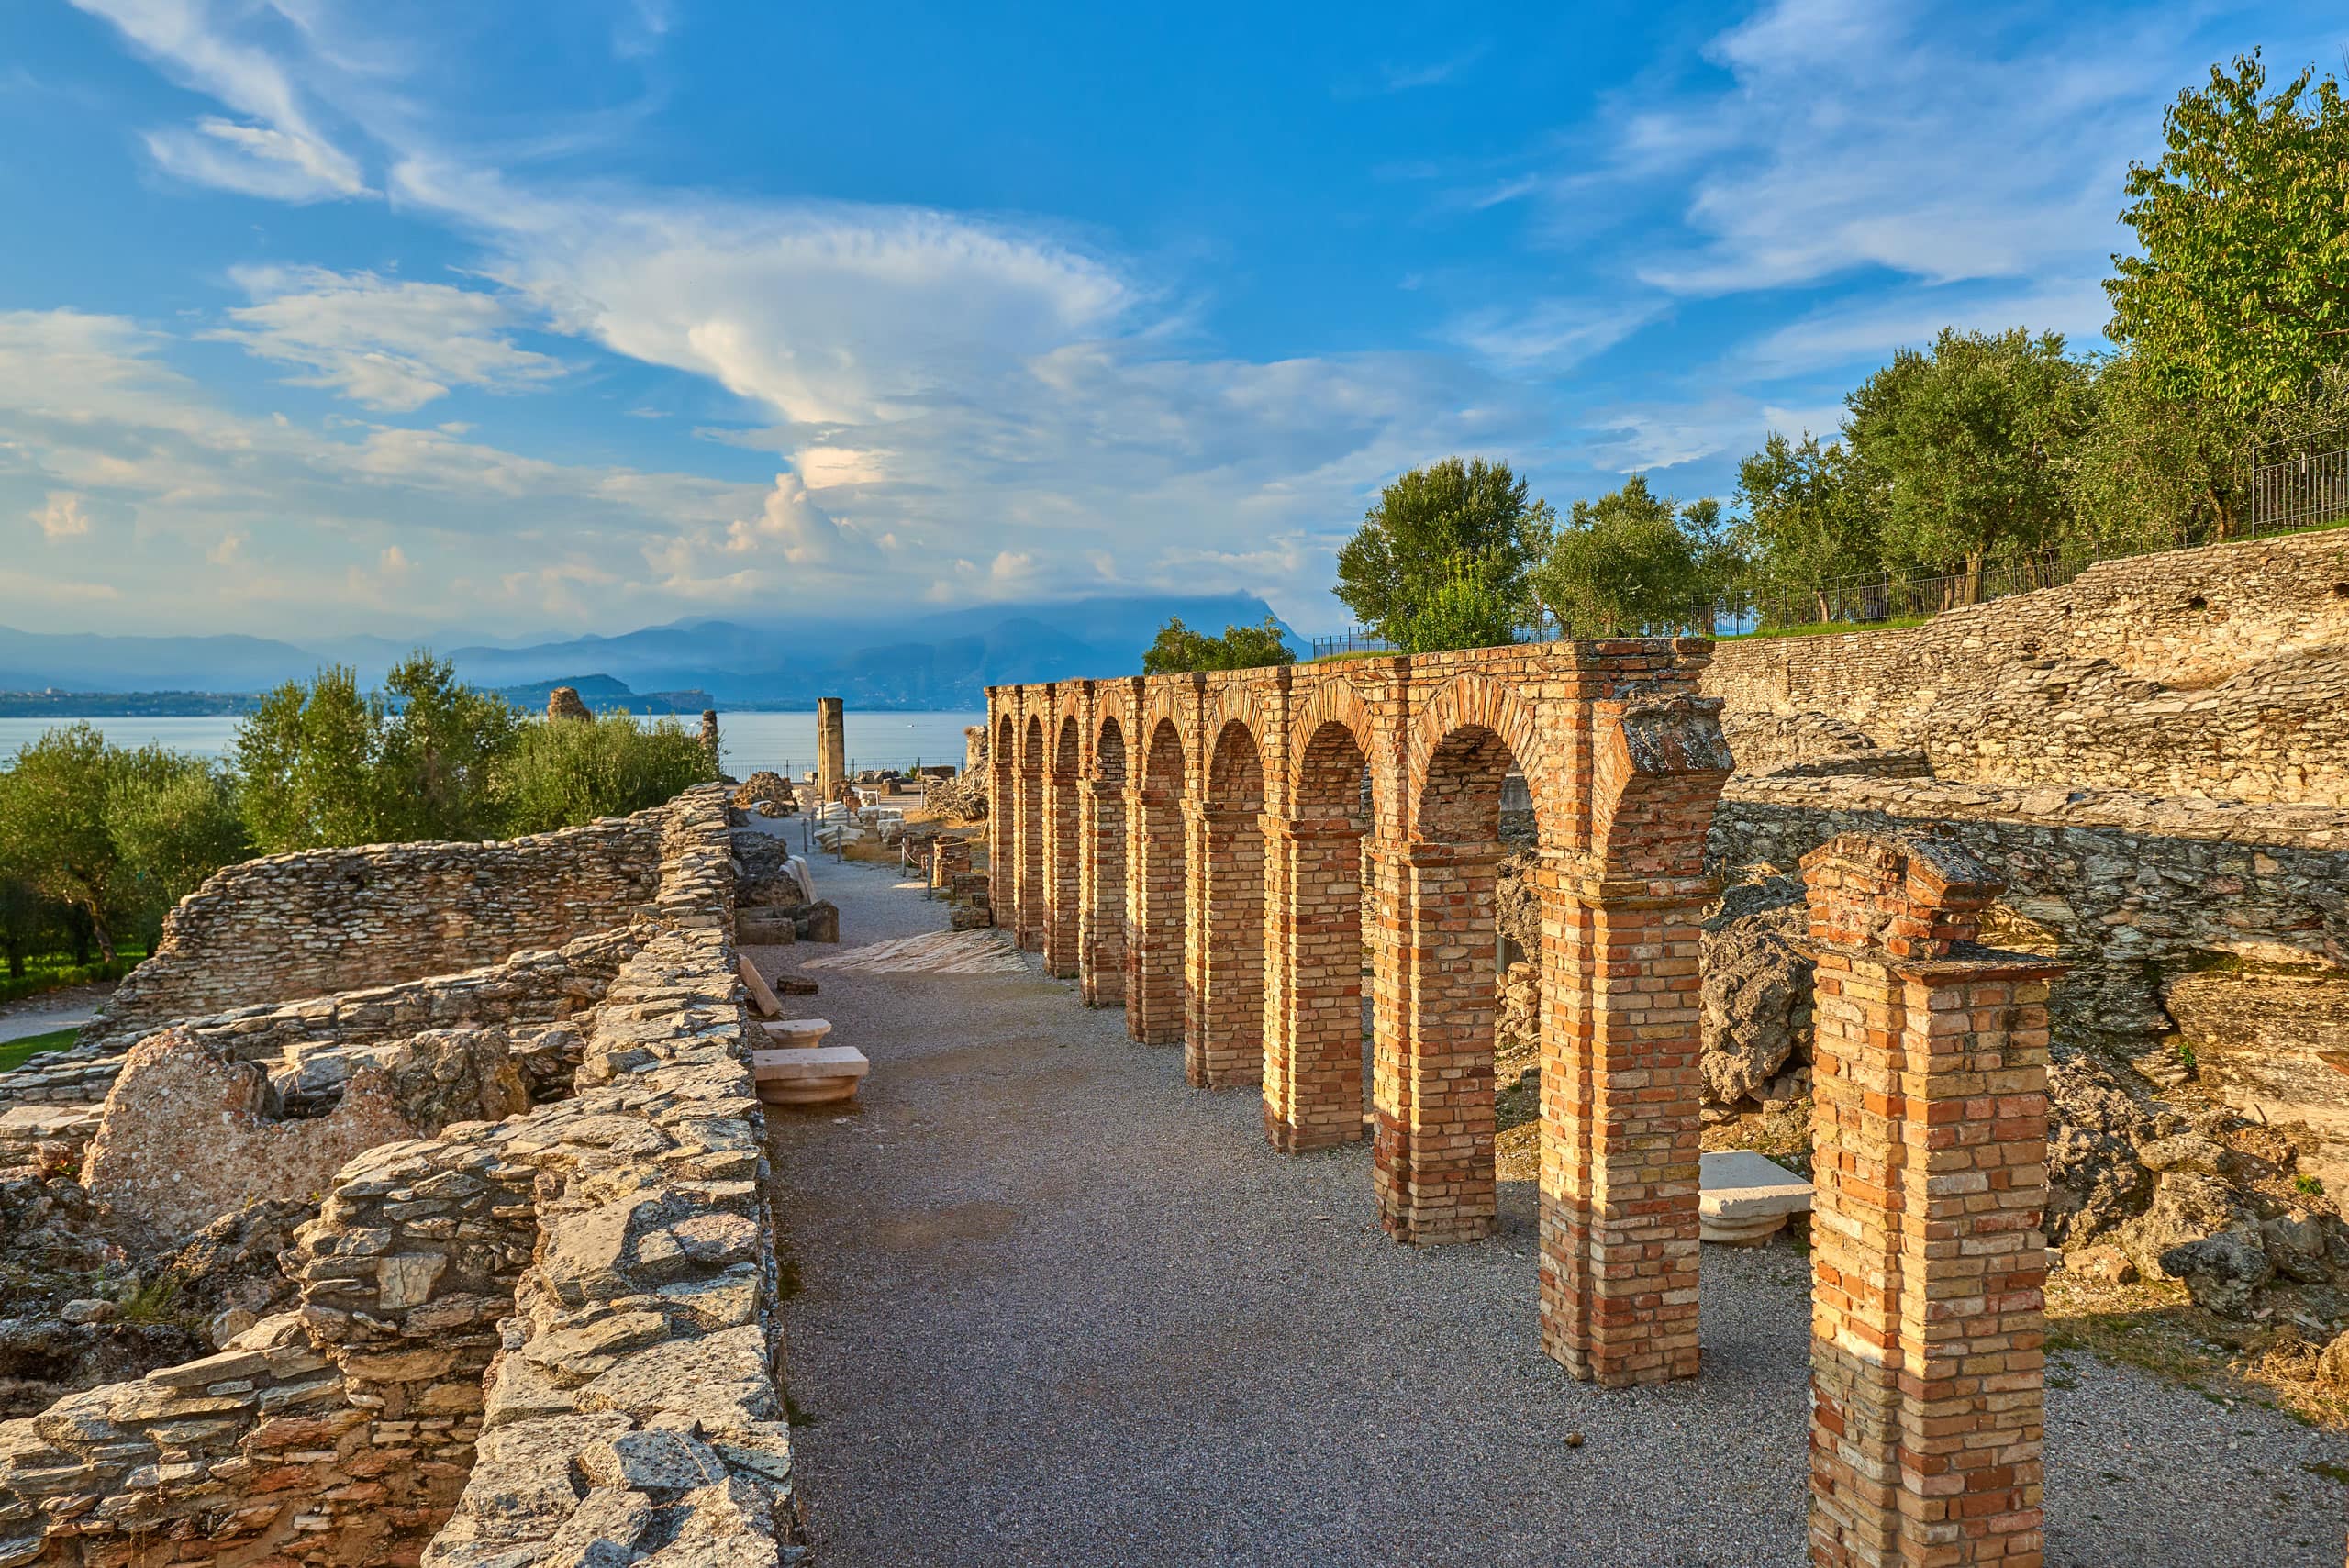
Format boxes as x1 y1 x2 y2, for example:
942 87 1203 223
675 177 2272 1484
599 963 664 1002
986 638 1733 1386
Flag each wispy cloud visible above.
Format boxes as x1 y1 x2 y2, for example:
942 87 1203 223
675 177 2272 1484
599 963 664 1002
211 266 567 411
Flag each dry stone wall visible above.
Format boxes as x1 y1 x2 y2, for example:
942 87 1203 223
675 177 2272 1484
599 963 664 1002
1704 530 2349 804
0 784 802 1567
92 817 667 1045
1709 772 2349 1181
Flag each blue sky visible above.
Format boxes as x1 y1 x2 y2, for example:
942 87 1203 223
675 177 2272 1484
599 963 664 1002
1 0 2337 641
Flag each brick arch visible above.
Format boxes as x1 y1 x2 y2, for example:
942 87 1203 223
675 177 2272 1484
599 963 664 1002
1589 700 1732 880
1405 673 1559 845
1021 712 1046 769
1054 713 1082 777
1200 681 1272 766
1206 718 1265 811
995 710 1016 761
1093 713 1129 784
1142 717 1186 798
1289 677 1380 825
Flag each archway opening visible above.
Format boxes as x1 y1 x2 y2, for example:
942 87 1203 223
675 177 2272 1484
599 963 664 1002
1266 717 1372 1151
1127 718 1187 1045
1018 716 1045 953
1043 717 1083 977
1083 718 1128 1006
1190 720 1266 1089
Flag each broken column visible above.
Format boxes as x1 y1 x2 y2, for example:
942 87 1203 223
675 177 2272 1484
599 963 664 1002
817 696 847 805
700 708 722 774
1802 829 2058 1568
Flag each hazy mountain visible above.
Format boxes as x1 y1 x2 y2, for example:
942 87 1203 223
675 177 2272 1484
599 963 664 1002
0 593 1300 710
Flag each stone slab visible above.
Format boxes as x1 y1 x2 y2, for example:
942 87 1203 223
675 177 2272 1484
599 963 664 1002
1698 1150 1812 1244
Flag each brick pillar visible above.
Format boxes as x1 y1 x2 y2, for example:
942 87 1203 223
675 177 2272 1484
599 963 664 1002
988 730 1015 933
1078 778 1126 1006
1016 751 1045 952
1538 860 1711 1385
1803 831 2057 1568
1262 817 1364 1151
1125 783 1186 1045
1368 838 1498 1245
1043 765 1081 977
1184 804 1265 1088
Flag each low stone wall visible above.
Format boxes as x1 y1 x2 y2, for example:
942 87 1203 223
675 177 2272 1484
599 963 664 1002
91 815 670 1045
1703 529 2349 803
0 785 799 1567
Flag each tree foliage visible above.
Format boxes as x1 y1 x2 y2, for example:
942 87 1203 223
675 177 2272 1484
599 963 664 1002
1843 328 2096 590
2107 53 2349 420
494 712 718 835
1334 458 1553 646
1532 476 1712 636
1393 553 1523 653
1141 615 1298 673
236 653 520 851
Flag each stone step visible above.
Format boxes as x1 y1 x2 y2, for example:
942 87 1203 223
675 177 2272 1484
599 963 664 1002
750 1045 869 1106
1698 1150 1813 1244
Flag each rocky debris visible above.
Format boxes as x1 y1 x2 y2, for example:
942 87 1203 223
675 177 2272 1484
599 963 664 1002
927 772 989 823
548 684 595 722
270 1025 535 1131
734 770 797 818
81 1029 419 1250
2320 1328 2349 1390
0 1103 103 1180
1698 875 1813 1110
2046 1054 2159 1245
154 1197 309 1332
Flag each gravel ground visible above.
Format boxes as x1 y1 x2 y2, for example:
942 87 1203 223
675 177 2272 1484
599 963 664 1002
761 859 2349 1568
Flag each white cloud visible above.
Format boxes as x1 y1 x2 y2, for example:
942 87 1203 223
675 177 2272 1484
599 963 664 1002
31 491 92 540
73 1 369 200
1446 297 1666 374
1600 0 2179 297
212 266 565 411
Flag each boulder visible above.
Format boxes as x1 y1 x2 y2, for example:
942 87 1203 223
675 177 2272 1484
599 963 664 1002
2045 1056 2157 1246
1698 876 1813 1108
2118 1172 2271 1314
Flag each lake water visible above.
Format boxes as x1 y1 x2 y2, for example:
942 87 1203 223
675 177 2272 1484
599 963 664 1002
0 710 990 778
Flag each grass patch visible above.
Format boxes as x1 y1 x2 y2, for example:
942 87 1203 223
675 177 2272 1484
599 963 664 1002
0 1028 82 1074
1307 648 1398 663
2044 1272 2349 1429
1716 614 1936 641
0 945 146 1006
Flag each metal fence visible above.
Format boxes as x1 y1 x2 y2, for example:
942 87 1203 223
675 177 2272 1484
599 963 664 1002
2243 427 2349 533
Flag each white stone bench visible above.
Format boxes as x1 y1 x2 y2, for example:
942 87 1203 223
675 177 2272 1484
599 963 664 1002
751 1045 869 1106
1698 1150 1813 1244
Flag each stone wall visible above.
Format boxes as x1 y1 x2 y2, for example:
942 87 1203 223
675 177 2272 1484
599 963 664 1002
0 784 802 1567
1709 772 2349 1181
1704 529 2349 804
90 816 669 1046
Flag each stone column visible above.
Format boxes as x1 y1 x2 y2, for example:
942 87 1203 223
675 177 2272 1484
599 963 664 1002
1368 838 1498 1245
1078 777 1126 1006
1537 860 1712 1386
1803 831 2057 1568
1044 764 1082 977
816 696 846 805
1125 779 1186 1045
699 709 722 774
1262 816 1364 1151
1184 802 1265 1088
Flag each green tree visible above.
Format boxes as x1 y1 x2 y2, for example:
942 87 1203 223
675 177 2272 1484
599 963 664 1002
1532 475 1712 636
493 713 717 836
106 758 250 914
1732 433 1887 623
0 876 39 980
1334 457 1553 643
1141 615 1297 673
375 653 525 842
235 664 384 852
2107 53 2349 421
0 727 139 961
1843 328 2096 600
1393 552 1523 653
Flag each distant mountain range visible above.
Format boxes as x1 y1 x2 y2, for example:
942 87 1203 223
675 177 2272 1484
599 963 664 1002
0 595 1299 712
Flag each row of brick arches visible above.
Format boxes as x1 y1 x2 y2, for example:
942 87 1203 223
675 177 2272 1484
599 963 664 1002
985 642 2062 1563
987 639 1735 1387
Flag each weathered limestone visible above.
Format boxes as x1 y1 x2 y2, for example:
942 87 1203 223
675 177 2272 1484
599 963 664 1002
81 1030 417 1247
1698 1150 1813 1244
88 817 667 1050
1803 831 2056 1568
988 639 1732 1383
547 686 594 723
816 696 846 806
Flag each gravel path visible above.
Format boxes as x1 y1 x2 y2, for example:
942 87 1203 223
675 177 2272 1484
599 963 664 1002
0 1005 98 1045
762 859 2349 1568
